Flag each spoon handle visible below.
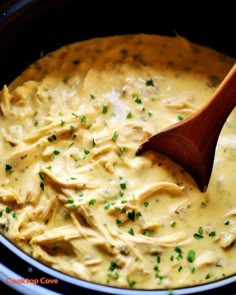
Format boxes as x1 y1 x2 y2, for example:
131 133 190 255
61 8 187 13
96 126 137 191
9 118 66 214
137 64 236 192
200 63 236 130
180 64 236 147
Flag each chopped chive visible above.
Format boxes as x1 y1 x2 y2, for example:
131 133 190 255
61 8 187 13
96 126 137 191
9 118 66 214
128 228 134 235
187 249 195 263
116 219 122 226
209 231 216 237
134 97 142 104
193 233 204 239
136 211 142 217
126 112 132 119
144 230 151 237
120 182 126 190
40 182 44 191
48 134 57 142
104 204 110 210
144 201 149 208
53 150 60 155
155 273 163 280
92 138 96 147
81 115 86 123
89 199 96 205
5 164 13 173
5 207 12 213
109 261 118 271
175 246 183 259
146 79 154 86
112 131 118 141
128 279 136 288
84 149 90 155
171 221 176 227
118 146 127 156
193 226 204 239
153 265 159 271
127 210 135 221
178 115 184 121
38 172 45 181
102 106 108 114
198 227 203 235
119 190 124 196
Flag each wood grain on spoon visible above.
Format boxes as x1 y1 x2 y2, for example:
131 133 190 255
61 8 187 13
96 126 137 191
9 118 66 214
136 64 236 192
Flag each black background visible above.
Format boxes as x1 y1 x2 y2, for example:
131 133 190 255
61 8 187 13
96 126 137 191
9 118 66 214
0 0 235 87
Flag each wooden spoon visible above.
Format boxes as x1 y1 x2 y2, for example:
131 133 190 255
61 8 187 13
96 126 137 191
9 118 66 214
136 64 236 192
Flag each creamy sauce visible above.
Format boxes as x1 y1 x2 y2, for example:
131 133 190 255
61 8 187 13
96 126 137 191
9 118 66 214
0 34 235 289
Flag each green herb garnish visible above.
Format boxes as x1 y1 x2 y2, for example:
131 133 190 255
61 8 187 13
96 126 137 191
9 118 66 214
53 150 60 155
209 231 216 237
127 210 135 221
5 164 13 173
128 228 134 235
89 199 96 205
5 207 12 213
193 226 204 239
102 106 108 114
134 97 142 104
120 182 126 190
126 112 132 118
81 115 86 123
187 249 195 263
40 182 45 191
112 131 118 141
146 79 154 86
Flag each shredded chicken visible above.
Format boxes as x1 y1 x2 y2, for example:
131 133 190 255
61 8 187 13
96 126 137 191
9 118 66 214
1 34 235 289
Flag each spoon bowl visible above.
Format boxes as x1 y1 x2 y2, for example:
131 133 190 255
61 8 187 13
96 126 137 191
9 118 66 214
137 64 236 192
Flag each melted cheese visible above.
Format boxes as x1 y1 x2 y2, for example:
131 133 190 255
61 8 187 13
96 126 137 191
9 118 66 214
0 34 235 289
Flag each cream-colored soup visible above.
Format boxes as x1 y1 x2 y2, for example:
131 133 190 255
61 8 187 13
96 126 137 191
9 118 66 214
0 34 235 289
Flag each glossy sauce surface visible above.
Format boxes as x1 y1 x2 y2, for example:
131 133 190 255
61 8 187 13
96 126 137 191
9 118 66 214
0 34 235 289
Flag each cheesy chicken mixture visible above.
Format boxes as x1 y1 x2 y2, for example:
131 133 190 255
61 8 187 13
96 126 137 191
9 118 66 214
0 34 235 289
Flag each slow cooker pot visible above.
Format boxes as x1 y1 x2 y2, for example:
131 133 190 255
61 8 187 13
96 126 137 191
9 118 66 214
0 1 235 294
